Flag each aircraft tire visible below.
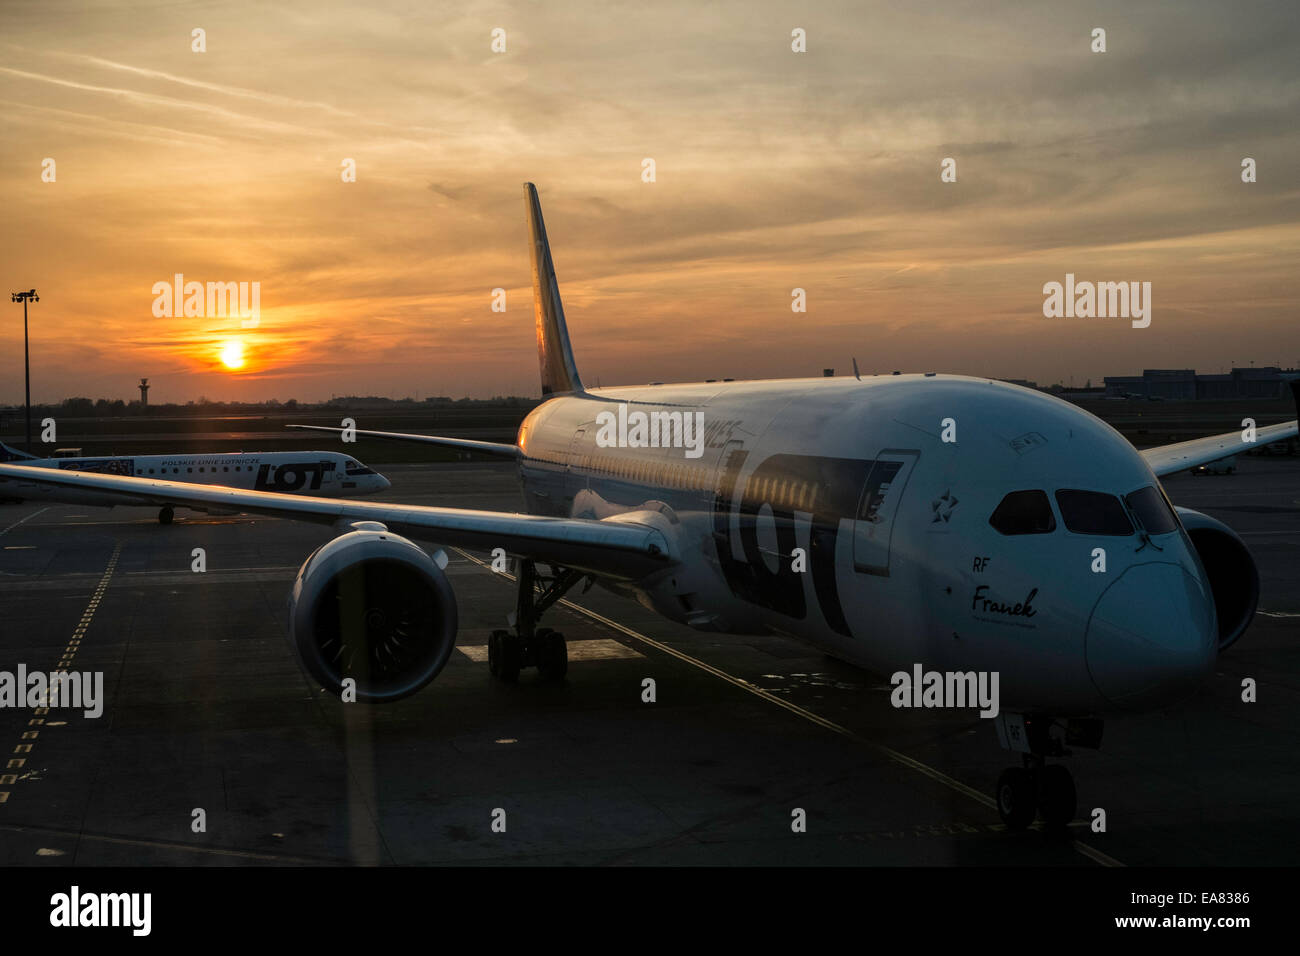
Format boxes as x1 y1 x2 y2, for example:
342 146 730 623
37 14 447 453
535 628 567 681
996 767 1036 830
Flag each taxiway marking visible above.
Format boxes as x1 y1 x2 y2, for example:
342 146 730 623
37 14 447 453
0 542 119 807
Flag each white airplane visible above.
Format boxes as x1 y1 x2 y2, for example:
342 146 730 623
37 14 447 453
2 183 1295 830
0 442 390 522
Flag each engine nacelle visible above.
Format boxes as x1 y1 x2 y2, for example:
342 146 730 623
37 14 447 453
1175 507 1258 651
289 528 457 702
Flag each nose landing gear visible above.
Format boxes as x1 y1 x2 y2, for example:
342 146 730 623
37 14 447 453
994 713 1100 831
996 759 1077 830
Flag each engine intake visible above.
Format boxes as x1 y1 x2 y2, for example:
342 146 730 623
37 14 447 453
289 529 457 702
1175 507 1258 651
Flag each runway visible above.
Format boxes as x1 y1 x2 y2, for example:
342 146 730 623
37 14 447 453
0 458 1296 866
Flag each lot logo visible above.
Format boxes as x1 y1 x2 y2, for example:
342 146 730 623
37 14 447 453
50 886 151 936
254 461 329 491
1042 273 1151 328
152 273 260 327
891 664 1000 718
595 404 705 459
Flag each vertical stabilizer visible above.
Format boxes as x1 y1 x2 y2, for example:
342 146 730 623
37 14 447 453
524 183 584 396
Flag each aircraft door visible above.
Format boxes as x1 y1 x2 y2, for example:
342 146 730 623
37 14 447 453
852 449 918 576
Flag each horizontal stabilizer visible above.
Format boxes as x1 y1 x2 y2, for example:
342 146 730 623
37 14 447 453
0 441 37 462
286 425 520 460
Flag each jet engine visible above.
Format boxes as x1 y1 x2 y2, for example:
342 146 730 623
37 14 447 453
1175 507 1259 651
288 525 457 702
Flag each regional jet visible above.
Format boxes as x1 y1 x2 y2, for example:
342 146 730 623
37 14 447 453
2 184 1295 831
0 443 389 522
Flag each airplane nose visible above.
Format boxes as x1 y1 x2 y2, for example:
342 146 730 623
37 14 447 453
377 475 391 491
1085 562 1217 707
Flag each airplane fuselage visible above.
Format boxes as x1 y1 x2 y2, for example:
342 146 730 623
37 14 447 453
514 374 1218 717
0 450 390 508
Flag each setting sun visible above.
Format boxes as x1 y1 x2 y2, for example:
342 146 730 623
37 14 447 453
219 340 246 370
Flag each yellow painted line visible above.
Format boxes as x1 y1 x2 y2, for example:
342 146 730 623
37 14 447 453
1073 840 1122 866
457 637 643 663
0 823 345 865
0 507 50 539
454 546 1125 868
0 542 121 809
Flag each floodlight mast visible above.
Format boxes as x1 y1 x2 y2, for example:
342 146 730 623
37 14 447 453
10 289 38 453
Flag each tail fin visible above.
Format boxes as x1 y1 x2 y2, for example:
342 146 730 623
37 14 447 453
524 183 584 396
0 441 36 462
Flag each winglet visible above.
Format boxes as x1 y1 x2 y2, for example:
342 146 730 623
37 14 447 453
524 183 584 396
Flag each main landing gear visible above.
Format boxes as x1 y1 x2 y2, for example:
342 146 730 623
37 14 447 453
993 713 1102 831
158 506 174 525
487 559 589 683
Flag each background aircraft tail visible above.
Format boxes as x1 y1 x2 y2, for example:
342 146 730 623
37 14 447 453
0 441 36 462
525 183 585 396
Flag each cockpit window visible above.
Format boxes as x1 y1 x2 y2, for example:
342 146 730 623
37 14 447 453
989 490 1056 535
1054 489 1133 535
1125 485 1179 534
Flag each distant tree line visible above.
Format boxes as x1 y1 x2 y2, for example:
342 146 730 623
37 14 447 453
0 394 540 420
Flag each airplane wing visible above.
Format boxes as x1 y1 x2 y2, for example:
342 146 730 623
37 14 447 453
0 463 672 580
285 425 520 460
1141 378 1299 477
1142 420 1297 477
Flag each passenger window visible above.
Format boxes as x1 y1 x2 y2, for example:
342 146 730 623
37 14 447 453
1125 485 1179 534
1054 489 1133 535
989 490 1056 535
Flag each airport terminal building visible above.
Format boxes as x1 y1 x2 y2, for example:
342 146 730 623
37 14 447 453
1104 367 1300 400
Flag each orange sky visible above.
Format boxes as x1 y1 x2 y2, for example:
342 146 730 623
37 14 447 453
2 1 1298 404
